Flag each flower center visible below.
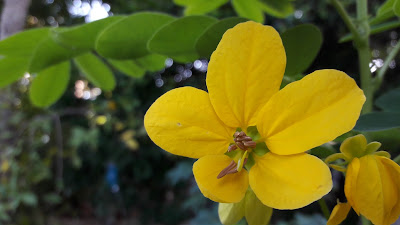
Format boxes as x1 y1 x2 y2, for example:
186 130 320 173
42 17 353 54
217 131 256 179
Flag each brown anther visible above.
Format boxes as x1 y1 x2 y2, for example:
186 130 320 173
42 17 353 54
234 131 246 138
217 160 237 179
228 145 238 152
236 142 246 150
217 158 249 179
243 141 257 148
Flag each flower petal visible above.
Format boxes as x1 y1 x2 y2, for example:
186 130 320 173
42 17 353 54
144 87 234 158
206 21 286 128
193 154 249 203
380 157 400 225
327 201 351 225
257 69 365 155
345 155 398 225
344 157 360 214
249 152 332 209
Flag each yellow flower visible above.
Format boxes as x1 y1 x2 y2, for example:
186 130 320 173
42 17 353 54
144 21 365 209
327 135 400 225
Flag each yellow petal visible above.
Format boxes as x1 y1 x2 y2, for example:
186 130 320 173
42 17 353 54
244 188 273 225
257 69 365 155
206 21 286 128
379 157 400 225
327 201 351 225
144 87 234 158
249 152 332 209
344 157 360 214
193 154 249 203
345 155 398 225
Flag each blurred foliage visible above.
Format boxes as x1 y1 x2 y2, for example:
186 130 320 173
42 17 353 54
0 0 400 225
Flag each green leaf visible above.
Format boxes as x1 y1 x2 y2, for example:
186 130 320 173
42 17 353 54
370 0 396 25
29 61 70 107
0 57 29 88
231 0 264 23
395 0 400 17
29 35 84 73
376 88 400 112
259 0 294 18
309 144 336 159
51 16 124 51
244 189 272 225
378 0 395 15
95 12 175 59
148 15 217 63
0 28 50 57
281 24 323 76
19 193 38 206
353 112 400 131
108 59 145 78
195 17 248 58
184 0 229 15
135 54 167 72
74 53 115 91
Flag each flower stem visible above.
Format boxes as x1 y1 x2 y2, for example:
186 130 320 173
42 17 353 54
318 198 330 220
375 40 400 90
330 0 373 113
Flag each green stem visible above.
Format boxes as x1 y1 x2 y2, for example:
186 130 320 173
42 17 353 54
358 46 373 113
330 0 361 40
331 0 373 113
356 0 373 113
375 40 400 89
318 198 330 220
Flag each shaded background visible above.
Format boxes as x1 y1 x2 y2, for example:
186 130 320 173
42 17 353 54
0 0 399 224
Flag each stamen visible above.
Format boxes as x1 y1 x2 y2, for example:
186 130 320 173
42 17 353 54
228 144 238 152
217 160 237 179
230 131 257 151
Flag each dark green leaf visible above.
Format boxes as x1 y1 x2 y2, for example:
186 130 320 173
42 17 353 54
108 59 145 78
370 0 396 25
0 57 29 88
376 88 400 112
195 17 248 58
148 15 217 63
74 53 115 91
51 16 124 51
29 61 70 107
95 12 175 59
394 0 400 16
0 28 49 57
281 24 322 76
184 0 229 15
29 35 84 73
353 112 400 131
259 0 294 18
231 0 264 23
135 54 166 72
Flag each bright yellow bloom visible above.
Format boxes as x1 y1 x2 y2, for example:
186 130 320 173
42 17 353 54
144 21 365 209
327 135 400 225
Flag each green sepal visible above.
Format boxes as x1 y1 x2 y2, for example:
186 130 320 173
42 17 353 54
340 134 367 159
218 188 272 225
364 142 382 155
374 151 391 158
244 189 272 225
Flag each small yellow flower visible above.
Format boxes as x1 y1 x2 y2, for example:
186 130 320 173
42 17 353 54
328 135 400 225
144 21 365 209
